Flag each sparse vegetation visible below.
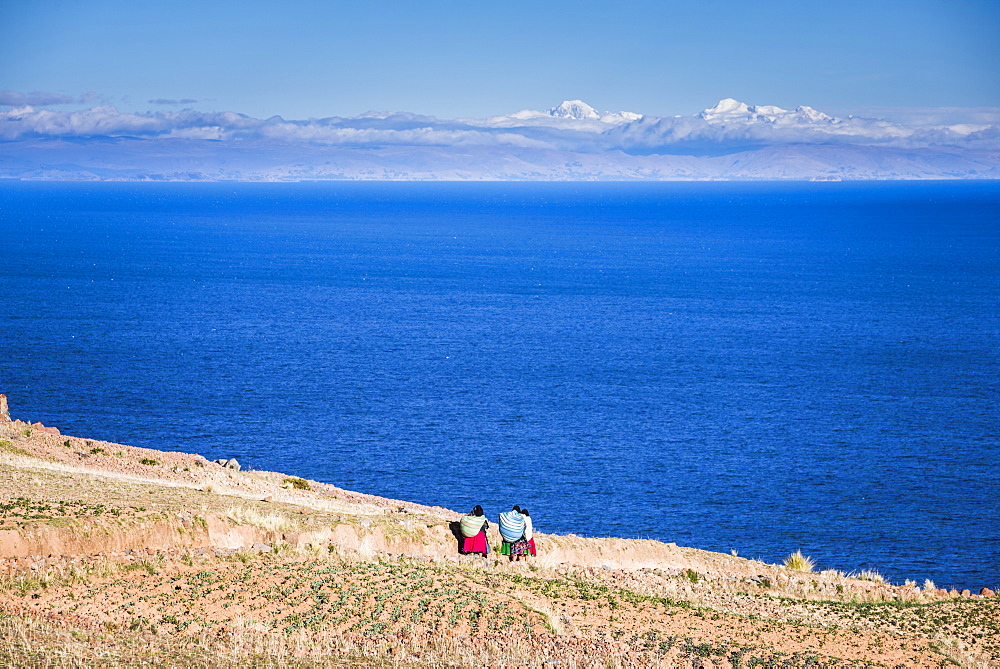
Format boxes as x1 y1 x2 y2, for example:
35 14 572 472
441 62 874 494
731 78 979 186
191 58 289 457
226 505 299 533
139 458 159 466
0 497 153 529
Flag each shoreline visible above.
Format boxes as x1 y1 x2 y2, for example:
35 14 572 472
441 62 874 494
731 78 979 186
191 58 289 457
1 411 996 592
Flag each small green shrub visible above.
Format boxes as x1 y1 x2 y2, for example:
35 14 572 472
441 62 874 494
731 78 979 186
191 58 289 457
283 477 311 491
62 440 72 448
89 447 107 455
683 569 699 584
139 458 159 466
784 550 815 572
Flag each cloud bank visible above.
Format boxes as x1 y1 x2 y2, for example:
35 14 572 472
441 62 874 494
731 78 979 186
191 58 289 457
1 96 998 180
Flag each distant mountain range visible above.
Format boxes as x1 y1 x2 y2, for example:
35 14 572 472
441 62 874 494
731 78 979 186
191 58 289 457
1 99 997 180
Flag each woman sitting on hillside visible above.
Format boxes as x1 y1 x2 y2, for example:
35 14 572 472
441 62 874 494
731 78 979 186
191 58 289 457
459 505 490 556
521 508 537 557
498 505 529 561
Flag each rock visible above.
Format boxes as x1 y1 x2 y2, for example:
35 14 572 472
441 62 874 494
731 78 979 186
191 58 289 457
0 394 10 422
981 588 995 597
214 458 241 470
26 420 60 435
961 589 971 597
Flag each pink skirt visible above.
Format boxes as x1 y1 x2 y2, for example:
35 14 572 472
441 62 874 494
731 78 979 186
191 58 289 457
463 531 488 554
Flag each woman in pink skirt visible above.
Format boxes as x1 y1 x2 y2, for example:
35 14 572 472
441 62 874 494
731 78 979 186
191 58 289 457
459 505 490 556
521 508 537 557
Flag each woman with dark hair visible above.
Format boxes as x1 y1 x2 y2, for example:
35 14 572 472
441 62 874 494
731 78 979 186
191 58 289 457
521 508 537 557
459 505 490 556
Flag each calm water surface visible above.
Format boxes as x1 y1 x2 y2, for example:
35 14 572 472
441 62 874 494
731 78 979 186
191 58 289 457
1 181 997 590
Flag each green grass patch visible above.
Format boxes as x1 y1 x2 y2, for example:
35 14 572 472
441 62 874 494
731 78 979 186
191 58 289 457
283 477 311 490
0 440 30 457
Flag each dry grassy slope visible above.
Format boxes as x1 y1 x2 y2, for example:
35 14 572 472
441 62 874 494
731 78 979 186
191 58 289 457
1 419 998 668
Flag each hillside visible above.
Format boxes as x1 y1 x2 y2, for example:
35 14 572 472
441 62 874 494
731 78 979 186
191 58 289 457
0 412 997 667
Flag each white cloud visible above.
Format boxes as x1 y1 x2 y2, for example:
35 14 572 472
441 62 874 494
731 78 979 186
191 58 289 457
0 90 77 106
149 98 199 106
832 106 1000 127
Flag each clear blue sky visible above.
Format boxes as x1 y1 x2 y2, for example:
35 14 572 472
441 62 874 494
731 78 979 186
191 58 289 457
1 0 997 119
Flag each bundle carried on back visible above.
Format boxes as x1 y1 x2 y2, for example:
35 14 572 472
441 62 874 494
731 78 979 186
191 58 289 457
460 514 487 538
498 510 525 542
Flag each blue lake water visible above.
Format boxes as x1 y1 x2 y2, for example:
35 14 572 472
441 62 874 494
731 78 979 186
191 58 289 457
1 180 997 590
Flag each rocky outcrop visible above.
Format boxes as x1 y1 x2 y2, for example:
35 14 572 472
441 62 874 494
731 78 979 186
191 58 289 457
0 395 10 422
31 422 60 435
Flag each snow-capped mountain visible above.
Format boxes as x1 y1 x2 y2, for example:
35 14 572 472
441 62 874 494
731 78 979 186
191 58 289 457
487 100 642 127
699 98 833 125
547 99 643 124
548 99 601 120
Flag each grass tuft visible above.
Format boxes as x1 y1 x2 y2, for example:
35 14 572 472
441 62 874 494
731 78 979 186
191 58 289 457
784 550 815 572
226 505 299 532
857 569 885 583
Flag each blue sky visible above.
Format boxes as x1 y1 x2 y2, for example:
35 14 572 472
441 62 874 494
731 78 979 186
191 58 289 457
1 0 998 120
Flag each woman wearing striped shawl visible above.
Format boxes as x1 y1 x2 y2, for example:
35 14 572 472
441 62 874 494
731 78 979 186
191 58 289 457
498 505 530 561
